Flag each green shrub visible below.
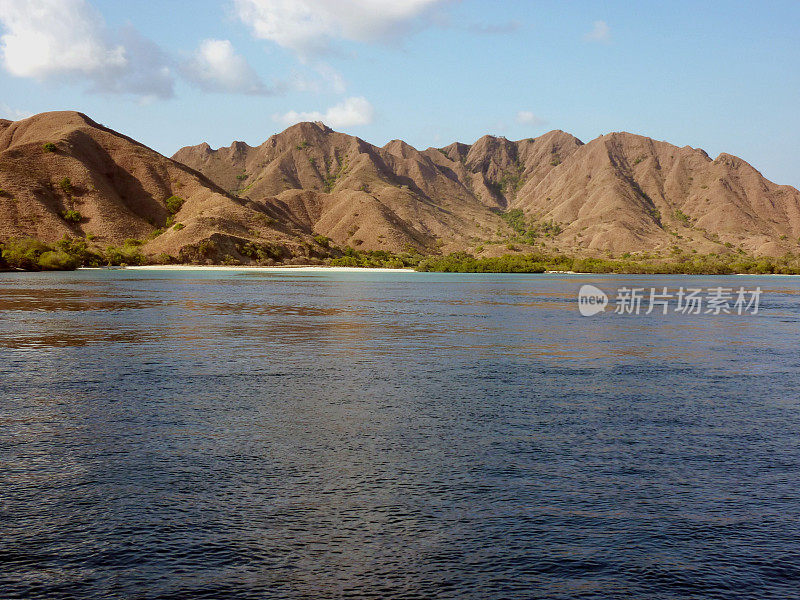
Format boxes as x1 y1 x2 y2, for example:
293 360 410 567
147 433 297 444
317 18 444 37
165 195 185 214
236 173 248 180
255 213 277 227
42 143 56 153
1 238 51 270
173 223 185 231
313 234 330 247
329 248 423 269
238 241 283 262
155 253 176 265
104 243 144 266
0 238 89 270
417 252 546 273
198 239 217 257
498 209 561 244
331 256 359 267
59 177 72 194
384 258 405 269
176 239 219 263
539 220 563 237
0 236 104 270
411 250 800 275
61 209 82 223
37 250 79 271
674 209 692 226
501 209 527 236
55 236 101 266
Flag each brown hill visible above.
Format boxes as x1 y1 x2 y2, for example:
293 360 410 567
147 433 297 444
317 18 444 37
2 111 797 264
175 121 514 254
177 124 800 257
0 111 318 263
513 132 800 255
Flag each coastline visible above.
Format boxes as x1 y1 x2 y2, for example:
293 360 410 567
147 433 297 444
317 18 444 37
115 265 416 273
75 265 800 276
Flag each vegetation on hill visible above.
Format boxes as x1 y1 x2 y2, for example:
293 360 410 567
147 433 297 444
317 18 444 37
330 247 421 269
165 195 185 214
416 252 546 273
0 238 79 271
3 233 800 274
498 209 563 245
415 251 800 275
4 111 800 265
0 236 147 271
311 244 800 274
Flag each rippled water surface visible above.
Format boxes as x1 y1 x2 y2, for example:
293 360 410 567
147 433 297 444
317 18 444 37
2 268 800 599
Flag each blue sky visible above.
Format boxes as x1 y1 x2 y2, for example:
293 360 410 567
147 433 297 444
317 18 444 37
1 0 798 187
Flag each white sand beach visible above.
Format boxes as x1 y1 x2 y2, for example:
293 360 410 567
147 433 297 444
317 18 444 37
119 265 416 273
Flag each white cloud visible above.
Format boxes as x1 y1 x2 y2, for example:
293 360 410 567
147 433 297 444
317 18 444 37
88 26 174 100
584 20 611 44
0 102 32 120
274 96 374 128
313 62 346 94
184 39 270 95
233 0 446 56
0 0 124 78
289 63 347 94
516 111 545 126
0 0 174 99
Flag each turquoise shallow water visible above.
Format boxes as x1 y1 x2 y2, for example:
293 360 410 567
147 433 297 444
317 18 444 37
1 269 799 599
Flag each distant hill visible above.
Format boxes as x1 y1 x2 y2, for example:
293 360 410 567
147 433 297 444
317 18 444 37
1 111 798 265
176 123 800 257
174 121 514 255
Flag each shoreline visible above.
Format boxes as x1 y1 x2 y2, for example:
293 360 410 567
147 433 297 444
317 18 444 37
108 265 417 273
75 265 800 276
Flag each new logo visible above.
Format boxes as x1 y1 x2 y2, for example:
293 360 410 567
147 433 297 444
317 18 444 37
578 284 608 316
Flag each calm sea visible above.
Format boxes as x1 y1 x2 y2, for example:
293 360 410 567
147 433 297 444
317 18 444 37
1 269 799 599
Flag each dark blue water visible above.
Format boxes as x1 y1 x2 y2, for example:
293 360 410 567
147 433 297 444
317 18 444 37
1 269 799 599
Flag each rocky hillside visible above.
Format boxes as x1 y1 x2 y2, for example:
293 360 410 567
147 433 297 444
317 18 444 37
176 124 800 257
175 121 520 254
1 111 797 264
0 112 321 263
513 132 800 256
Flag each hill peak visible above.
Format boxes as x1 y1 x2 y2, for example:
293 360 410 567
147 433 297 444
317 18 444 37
16 110 99 128
383 139 419 158
281 120 334 137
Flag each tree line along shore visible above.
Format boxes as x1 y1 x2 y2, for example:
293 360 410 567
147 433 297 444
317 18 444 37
3 236 800 275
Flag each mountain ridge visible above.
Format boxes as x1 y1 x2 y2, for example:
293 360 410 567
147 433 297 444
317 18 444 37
175 123 800 257
1 110 798 266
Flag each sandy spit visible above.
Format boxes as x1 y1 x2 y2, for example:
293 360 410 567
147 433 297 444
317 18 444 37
111 265 416 273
